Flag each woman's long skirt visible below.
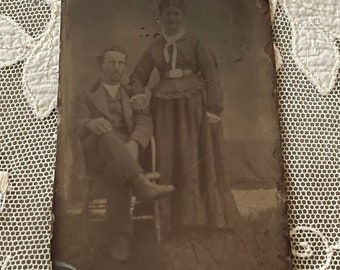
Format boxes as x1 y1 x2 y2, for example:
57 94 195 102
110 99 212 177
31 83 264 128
150 91 242 233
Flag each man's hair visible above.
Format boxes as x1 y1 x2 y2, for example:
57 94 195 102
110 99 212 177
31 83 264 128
97 45 128 65
158 0 186 14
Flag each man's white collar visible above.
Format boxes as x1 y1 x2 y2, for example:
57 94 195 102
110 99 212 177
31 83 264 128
102 82 120 99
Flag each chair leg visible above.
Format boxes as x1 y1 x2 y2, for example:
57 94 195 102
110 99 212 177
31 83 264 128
130 190 136 216
81 179 92 219
154 200 161 243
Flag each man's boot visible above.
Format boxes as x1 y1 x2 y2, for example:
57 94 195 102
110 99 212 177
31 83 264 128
133 174 174 201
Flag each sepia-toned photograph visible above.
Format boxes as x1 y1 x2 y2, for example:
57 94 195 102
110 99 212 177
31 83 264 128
52 0 289 269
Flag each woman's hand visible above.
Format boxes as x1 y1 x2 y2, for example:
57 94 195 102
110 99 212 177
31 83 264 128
206 112 221 124
130 94 148 114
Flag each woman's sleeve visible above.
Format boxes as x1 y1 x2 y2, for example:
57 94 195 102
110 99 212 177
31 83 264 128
195 39 224 115
128 45 155 97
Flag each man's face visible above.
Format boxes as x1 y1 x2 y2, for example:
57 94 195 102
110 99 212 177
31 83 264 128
100 50 126 84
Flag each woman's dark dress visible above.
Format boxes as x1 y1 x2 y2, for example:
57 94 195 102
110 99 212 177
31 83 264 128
129 33 241 232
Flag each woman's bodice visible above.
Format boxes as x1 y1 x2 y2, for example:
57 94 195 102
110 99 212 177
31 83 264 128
129 33 223 114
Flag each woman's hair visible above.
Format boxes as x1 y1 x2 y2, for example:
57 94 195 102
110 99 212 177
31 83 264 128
158 0 186 14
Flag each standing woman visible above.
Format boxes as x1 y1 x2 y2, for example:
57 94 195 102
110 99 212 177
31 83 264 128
129 0 241 233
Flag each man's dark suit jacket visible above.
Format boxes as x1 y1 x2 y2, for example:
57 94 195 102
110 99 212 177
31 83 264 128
71 81 153 174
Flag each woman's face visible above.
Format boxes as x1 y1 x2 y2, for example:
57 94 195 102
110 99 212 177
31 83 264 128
160 6 184 33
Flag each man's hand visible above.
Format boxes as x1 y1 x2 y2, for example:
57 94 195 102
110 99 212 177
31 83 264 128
126 140 139 160
86 117 112 135
131 95 148 114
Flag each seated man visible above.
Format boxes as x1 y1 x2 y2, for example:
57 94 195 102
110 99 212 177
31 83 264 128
71 46 174 262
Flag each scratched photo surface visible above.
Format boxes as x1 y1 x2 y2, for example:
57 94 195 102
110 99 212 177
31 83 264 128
52 0 289 269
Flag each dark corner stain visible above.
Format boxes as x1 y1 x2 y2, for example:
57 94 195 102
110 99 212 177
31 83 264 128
273 147 281 161
264 40 274 62
264 39 278 99
261 0 271 19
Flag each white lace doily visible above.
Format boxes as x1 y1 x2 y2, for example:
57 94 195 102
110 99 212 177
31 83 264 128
271 1 340 269
0 1 60 269
0 0 339 269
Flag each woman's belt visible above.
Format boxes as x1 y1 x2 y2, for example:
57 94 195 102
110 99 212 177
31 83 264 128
162 69 194 79
152 72 205 99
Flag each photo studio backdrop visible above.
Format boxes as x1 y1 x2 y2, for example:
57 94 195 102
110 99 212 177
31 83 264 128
0 0 339 269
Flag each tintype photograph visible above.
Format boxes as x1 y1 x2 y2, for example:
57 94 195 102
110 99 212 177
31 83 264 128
53 0 289 269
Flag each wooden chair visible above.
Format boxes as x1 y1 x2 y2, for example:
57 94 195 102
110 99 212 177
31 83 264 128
83 137 162 242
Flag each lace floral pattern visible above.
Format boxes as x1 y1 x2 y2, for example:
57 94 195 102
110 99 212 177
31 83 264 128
0 0 60 119
271 0 340 95
0 1 60 269
271 1 339 269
